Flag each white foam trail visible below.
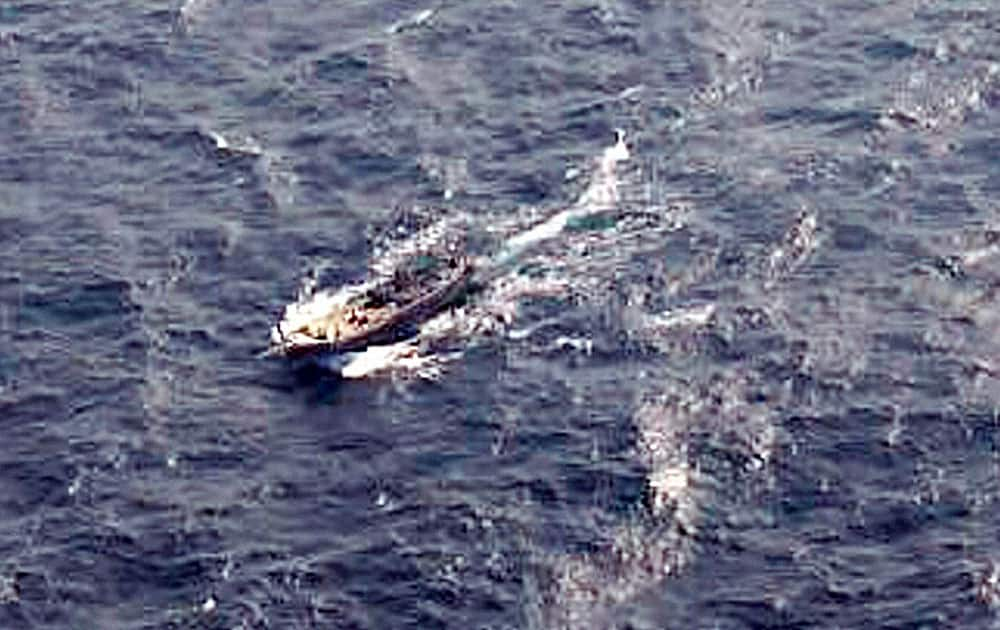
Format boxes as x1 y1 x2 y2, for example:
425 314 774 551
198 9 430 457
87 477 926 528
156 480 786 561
177 0 213 31
386 7 437 35
645 303 716 332
493 131 630 269
199 125 298 208
337 343 422 379
960 244 1000 267
204 129 263 156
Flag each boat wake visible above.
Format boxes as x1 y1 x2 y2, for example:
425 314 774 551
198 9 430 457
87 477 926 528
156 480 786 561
270 131 656 380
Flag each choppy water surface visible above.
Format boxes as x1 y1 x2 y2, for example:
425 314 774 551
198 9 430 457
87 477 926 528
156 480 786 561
2 1 1000 628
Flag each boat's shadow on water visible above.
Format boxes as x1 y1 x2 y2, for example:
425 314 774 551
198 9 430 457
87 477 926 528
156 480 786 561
252 356 349 409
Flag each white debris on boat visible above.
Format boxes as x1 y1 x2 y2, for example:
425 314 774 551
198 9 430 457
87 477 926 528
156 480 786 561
268 280 376 351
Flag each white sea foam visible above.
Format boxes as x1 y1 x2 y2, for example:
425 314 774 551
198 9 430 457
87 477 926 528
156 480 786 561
497 130 630 264
177 0 213 31
387 7 437 35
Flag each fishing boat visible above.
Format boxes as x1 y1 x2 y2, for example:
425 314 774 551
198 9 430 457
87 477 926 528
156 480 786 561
269 254 475 359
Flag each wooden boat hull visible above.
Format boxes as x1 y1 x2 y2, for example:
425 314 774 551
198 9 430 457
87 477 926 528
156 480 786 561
270 256 475 360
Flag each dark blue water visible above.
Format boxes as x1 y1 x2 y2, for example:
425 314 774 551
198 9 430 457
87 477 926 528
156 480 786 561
2 1 1000 628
